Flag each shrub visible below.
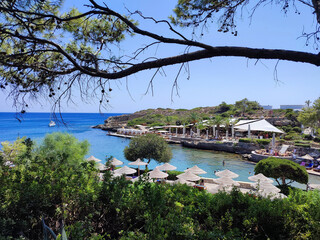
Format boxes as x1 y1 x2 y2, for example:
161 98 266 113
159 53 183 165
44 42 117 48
256 139 271 146
303 134 314 140
292 126 302 133
167 170 184 180
239 138 254 143
313 137 320 143
294 143 311 148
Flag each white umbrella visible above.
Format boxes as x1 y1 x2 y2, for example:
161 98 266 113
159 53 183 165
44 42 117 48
96 162 107 171
253 182 280 194
183 126 186 137
87 155 102 163
114 166 137 175
148 167 168 179
157 163 177 171
301 154 314 161
248 124 251 139
248 173 273 183
212 125 216 138
215 169 239 179
177 171 201 181
109 157 123 166
174 178 195 186
214 177 240 187
184 165 207 175
128 158 148 175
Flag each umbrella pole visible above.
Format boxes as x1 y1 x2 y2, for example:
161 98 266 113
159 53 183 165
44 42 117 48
138 166 140 176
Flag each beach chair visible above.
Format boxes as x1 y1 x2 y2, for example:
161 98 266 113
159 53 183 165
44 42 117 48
300 162 306 167
306 162 314 170
279 145 289 155
314 166 320 172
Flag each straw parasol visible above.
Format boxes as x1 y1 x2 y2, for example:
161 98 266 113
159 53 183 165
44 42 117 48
148 167 169 179
174 178 195 186
157 163 177 171
87 155 102 163
213 177 240 187
177 171 201 181
128 158 148 175
301 154 314 161
96 163 107 171
215 169 239 179
184 165 207 175
109 157 123 166
114 166 137 175
248 173 273 183
253 181 280 194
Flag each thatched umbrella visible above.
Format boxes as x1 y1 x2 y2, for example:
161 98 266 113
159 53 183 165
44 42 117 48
157 163 177 171
148 167 168 179
174 178 195 186
214 177 240 187
248 173 273 183
96 163 107 171
177 171 201 182
87 155 102 163
128 158 148 176
215 169 239 179
184 165 207 175
301 154 314 161
114 166 137 176
109 157 123 166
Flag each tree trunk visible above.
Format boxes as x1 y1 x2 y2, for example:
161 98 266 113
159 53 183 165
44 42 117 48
282 176 286 185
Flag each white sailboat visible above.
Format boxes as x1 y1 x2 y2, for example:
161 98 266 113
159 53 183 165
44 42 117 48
49 120 56 127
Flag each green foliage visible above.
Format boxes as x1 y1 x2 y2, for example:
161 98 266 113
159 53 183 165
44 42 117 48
313 136 320 142
294 143 311 148
256 139 271 146
254 157 308 185
166 170 184 180
1 134 320 239
238 138 254 143
124 134 172 164
0 133 98 239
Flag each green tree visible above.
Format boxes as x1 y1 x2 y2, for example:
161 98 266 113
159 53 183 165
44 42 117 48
212 115 224 137
298 107 318 133
124 133 172 164
1 0 320 112
1 137 27 162
0 133 98 239
254 157 308 186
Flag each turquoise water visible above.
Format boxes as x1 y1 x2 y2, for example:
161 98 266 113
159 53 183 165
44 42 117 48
0 112 318 187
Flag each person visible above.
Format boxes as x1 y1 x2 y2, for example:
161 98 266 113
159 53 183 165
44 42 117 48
222 160 225 166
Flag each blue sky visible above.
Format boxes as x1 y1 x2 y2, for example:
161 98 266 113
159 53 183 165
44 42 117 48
0 0 319 113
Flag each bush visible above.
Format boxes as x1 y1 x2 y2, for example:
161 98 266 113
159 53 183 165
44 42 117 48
313 137 320 143
292 126 302 133
256 139 271 146
167 170 184 180
303 134 314 140
239 138 254 143
294 143 311 148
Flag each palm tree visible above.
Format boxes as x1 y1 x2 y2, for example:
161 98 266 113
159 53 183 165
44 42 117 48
223 118 232 139
213 115 224 138
305 100 311 108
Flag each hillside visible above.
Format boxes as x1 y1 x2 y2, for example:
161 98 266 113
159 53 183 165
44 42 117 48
94 100 298 131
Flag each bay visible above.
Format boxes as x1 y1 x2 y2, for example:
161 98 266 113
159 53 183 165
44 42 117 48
0 112 318 186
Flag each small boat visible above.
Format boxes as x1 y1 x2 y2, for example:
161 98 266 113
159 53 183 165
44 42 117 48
49 120 56 127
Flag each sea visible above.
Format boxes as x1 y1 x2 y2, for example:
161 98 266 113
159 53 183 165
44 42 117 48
0 112 319 187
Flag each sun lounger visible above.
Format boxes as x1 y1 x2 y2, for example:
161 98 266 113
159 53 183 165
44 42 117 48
279 145 289 155
306 163 314 170
314 166 320 172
